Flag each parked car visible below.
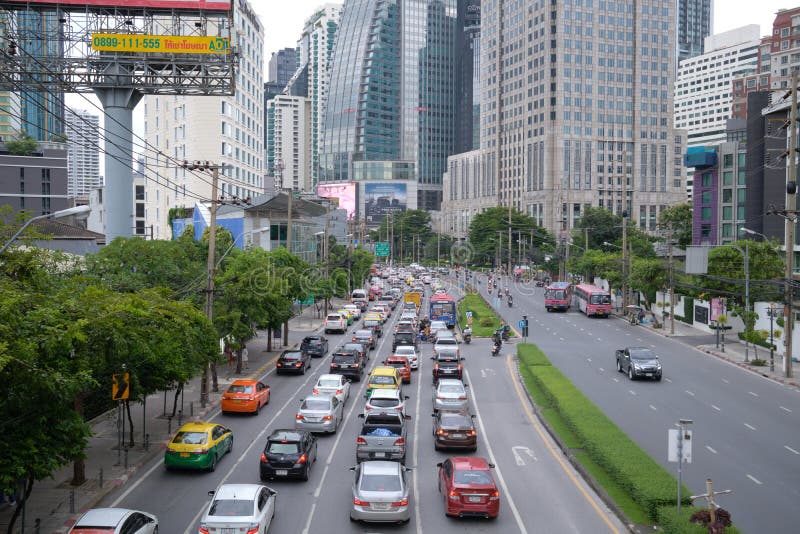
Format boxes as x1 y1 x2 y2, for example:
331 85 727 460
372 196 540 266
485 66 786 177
324 313 348 334
276 350 311 375
350 461 412 524
313 374 351 405
330 351 364 382
437 457 499 519
200 484 276 533
384 355 412 384
301 335 329 358
70 508 157 534
432 379 469 413
615 346 662 381
259 429 318 481
164 422 233 472
295 395 344 434
432 410 477 451
221 379 271 415
363 388 409 417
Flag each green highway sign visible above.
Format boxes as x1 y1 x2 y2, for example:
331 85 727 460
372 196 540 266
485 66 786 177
375 242 390 257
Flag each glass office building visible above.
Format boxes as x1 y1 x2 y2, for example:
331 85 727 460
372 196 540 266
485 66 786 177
320 0 457 211
678 0 712 63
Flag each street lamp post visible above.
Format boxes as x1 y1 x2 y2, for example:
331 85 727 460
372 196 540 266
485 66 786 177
0 205 91 254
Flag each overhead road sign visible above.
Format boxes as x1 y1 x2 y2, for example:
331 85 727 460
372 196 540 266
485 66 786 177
375 242 390 257
92 34 230 54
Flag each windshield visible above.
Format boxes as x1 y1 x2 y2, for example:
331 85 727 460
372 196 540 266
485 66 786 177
344 344 364 353
356 330 372 337
395 347 414 355
430 321 447 329
387 361 406 368
590 294 611 305
545 289 566 300
441 414 471 427
365 320 380 327
301 399 331 411
630 350 655 360
267 442 299 454
208 499 253 517
370 375 396 385
454 470 493 485
360 474 402 492
437 339 457 345
327 315 342 321
172 431 207 445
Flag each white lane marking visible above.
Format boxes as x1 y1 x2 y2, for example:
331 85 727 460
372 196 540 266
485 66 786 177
706 446 718 454
781 406 793 413
512 445 538 465
560 337 565 341
711 405 721 412
749 391 759 398
615 328 621 332
722 378 730 384
649 405 657 411
597 338 603 342
412 348 424 534
636 338 643 342
599 367 605 372
613 378 619 383
747 474 763 485
628 390 636 396
650 344 656 348
744 423 757 431
587 358 593 362
625 333 631 336
665 378 673 383
580 328 585 332
685 390 695 397
785 445 800 455
465 368 528 534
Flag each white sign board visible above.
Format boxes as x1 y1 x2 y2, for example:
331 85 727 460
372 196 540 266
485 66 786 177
668 428 693 463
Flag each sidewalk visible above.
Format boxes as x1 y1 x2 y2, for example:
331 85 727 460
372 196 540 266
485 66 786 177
0 299 339 534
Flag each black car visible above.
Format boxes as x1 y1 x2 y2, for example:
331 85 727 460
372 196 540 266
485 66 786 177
432 410 477 451
342 342 368 363
352 329 376 350
301 335 329 358
393 330 418 351
330 351 364 381
432 353 463 382
259 429 318 481
276 349 311 375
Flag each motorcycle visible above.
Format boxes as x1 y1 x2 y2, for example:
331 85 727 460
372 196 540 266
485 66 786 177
507 296 513 308
463 330 472 344
491 343 501 357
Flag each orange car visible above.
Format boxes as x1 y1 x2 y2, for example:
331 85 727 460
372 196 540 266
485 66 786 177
221 379 271 415
384 356 412 384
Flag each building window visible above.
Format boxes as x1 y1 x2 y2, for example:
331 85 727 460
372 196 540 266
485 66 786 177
722 189 733 203
723 171 733 185
722 206 733 220
723 154 733 168
701 173 712 187
135 185 145 200
701 191 712 204
701 207 712 221
135 203 145 218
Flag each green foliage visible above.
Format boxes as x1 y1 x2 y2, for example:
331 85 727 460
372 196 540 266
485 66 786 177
738 330 775 349
457 293 503 337
3 133 39 156
658 203 693 249
569 249 623 288
467 207 555 267
656 506 742 534
697 241 783 304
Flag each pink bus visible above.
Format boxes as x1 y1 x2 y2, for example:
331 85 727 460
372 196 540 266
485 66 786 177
574 284 612 317
544 282 572 312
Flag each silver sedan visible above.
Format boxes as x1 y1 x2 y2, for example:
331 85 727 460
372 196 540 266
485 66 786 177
350 461 412 524
294 395 344 433
432 379 470 412
313 374 351 405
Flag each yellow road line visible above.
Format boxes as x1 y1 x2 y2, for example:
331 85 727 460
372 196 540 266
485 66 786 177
505 355 621 534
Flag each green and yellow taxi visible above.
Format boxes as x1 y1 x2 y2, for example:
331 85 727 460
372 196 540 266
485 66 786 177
337 309 355 326
164 421 233 472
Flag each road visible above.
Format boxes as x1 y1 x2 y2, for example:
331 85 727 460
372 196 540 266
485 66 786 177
485 274 800 533
99 289 624 533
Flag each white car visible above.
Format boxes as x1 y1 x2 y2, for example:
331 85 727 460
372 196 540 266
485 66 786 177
324 313 348 334
363 388 409 416
433 379 470 413
429 320 449 339
200 484 276 534
393 345 420 369
343 304 362 320
70 508 157 534
313 374 351 405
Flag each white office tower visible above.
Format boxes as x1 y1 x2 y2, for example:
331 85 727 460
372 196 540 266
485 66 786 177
675 25 760 148
142 0 264 239
297 4 341 188
65 108 101 202
267 95 312 191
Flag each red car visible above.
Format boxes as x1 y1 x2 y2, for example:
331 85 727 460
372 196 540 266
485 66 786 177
384 355 412 384
437 456 500 519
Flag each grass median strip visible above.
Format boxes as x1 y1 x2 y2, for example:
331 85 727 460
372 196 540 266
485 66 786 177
457 292 510 337
516 343 740 533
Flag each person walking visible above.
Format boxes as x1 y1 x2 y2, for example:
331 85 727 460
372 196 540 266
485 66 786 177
241 346 249 370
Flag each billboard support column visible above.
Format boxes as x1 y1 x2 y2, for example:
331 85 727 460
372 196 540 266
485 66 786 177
95 81 142 241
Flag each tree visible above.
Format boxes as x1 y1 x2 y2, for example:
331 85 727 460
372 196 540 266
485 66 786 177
658 203 693 249
699 240 784 305
572 207 623 250
3 133 39 156
468 207 555 267
569 249 623 289
629 258 669 324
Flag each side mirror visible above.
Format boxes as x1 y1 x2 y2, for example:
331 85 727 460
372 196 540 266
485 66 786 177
470 414 476 419
404 415 412 420
430 356 435 360
208 490 215 497
488 463 496 469
431 413 436 417
348 466 356 471
436 462 443 468
404 395 410 400
357 413 365 418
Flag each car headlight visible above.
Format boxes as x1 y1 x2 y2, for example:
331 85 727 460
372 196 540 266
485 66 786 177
656 362 662 369
633 363 642 370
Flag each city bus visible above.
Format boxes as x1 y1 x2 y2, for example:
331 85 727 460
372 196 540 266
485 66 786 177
544 282 573 312
574 284 612 317
429 293 457 328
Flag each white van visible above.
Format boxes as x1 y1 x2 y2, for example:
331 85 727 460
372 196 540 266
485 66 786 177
351 289 368 311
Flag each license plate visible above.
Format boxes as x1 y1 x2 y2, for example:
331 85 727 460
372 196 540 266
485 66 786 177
306 417 320 423
276 469 288 476
180 452 190 458
645 373 653 377
340 364 351 368
221 529 236 534
374 452 386 458
372 503 390 511
450 433 464 438
233 399 242 403
467 496 482 503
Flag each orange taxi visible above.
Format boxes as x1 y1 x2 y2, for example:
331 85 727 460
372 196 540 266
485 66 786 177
221 379 271 415
384 355 412 384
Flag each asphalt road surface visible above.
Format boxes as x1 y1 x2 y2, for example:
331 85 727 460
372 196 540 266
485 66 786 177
99 289 624 533
486 274 800 533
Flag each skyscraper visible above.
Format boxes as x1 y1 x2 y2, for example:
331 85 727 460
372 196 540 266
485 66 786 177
320 0 458 214
677 0 713 63
268 48 297 88
455 0 480 154
65 108 101 202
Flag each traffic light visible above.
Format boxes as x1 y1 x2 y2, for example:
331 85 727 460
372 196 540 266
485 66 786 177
112 372 130 401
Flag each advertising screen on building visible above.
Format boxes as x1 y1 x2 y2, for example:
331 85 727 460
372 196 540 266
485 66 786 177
364 182 407 225
317 182 357 219
4 0 231 11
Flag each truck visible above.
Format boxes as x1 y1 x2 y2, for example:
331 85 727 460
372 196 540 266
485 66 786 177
615 346 662 381
356 411 410 463
403 291 421 312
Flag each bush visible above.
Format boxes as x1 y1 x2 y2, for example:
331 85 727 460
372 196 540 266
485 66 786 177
478 317 494 327
737 331 775 349
657 506 741 534
750 359 767 367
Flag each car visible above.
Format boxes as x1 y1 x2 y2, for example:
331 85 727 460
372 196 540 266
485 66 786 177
432 353 463 382
353 329 377 350
259 429 318 481
432 410 477 451
276 349 311 375
393 345 419 370
400 311 418 323
615 346 663 381
350 461 412 524
392 331 418 352
372 304 392 318
396 319 416 332
379 294 397 309
295 394 344 433
363 312 384 324
434 337 460 358
313 373 351 404
384 355 412 384
429 320 448 338
342 342 368 364
363 388 409 417
343 304 362 320
338 309 355 326
364 320 383 338
221 379 271 415
200 484 276 534
164 422 233 472
330 351 364 381
70 508 157 534
324 313 348 334
437 457 499 519
432 379 469 413
301 335 329 358
365 366 403 399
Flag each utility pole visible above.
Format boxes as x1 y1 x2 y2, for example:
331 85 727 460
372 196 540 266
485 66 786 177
286 189 293 253
565 239 571 282
622 211 629 308
324 204 330 315
786 68 798 378
437 229 441 268
584 227 589 252
668 222 675 335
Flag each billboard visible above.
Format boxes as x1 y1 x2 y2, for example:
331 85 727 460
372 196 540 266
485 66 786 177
364 182 407 225
317 182 357 219
4 0 231 10
91 34 230 54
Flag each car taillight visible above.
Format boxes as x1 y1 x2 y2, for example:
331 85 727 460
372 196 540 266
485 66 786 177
490 490 500 501
391 499 409 507
353 363 360 367
295 362 303 367
352 337 357 341
357 437 367 445
370 337 374 342
365 405 372 411
260 452 268 463
448 490 460 501
458 364 463 371
276 362 282 367
330 363 338 367
469 429 477 436
245 523 260 534
312 387 320 394
393 437 405 446
295 413 304 420
336 389 343 395
297 453 308 464
434 363 439 371
458 396 467 401
222 395 231 400
199 524 210 534
353 498 369 506
323 415 333 421
193 449 208 455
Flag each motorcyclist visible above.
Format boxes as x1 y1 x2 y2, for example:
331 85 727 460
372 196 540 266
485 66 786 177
507 294 513 307
491 342 501 356
498 288 503 298
463 326 473 344
492 329 503 346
